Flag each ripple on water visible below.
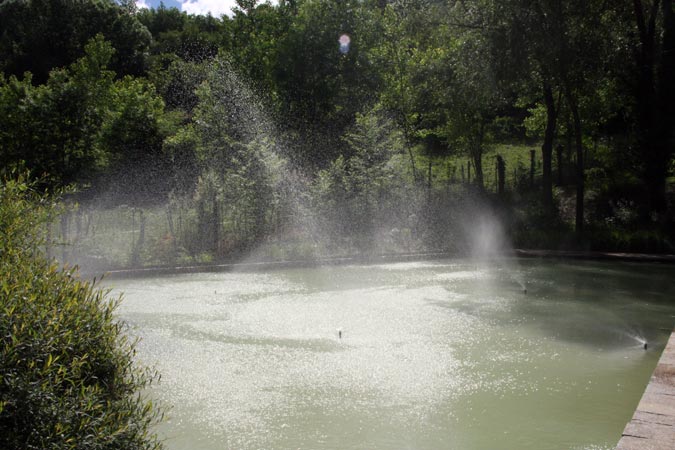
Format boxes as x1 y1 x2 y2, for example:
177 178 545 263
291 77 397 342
110 261 675 450
124 280 479 448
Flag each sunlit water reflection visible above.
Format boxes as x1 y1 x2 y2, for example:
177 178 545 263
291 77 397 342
109 259 675 450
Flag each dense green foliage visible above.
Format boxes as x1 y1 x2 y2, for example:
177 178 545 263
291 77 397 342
0 0 674 266
0 35 174 196
0 173 162 449
0 0 150 83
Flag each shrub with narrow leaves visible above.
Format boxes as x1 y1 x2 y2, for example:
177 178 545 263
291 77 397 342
0 173 163 450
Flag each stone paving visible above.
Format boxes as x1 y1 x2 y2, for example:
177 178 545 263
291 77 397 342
616 331 675 450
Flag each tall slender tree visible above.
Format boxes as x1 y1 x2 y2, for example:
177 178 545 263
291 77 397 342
630 0 675 215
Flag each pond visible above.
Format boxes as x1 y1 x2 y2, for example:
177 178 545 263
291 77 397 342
109 259 675 450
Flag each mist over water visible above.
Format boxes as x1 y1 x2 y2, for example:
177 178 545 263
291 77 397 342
466 211 509 259
57 54 517 273
111 259 675 450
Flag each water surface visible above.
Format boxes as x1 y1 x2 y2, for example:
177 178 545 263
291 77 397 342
110 259 675 450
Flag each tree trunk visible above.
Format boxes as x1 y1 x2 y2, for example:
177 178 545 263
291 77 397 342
471 124 485 191
652 0 675 214
131 209 145 267
541 81 557 211
166 205 174 236
407 144 419 184
497 155 506 196
566 87 584 238
530 149 536 188
556 144 564 185
472 152 484 190
446 162 453 191
632 0 675 215
427 158 432 203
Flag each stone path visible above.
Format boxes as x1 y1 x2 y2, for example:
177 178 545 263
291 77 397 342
616 331 675 449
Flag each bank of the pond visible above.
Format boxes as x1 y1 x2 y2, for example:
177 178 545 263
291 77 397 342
617 330 675 449
88 251 452 279
515 249 675 264
89 249 675 279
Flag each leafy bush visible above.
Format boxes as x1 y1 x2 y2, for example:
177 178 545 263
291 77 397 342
586 226 675 253
0 173 163 450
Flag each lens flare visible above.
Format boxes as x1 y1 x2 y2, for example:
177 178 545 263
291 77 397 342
338 34 351 54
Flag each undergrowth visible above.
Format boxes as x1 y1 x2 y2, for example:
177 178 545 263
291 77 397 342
0 173 163 450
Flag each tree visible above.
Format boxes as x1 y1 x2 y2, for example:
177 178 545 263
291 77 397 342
342 105 405 226
372 1 504 191
441 13 503 192
0 35 175 200
148 57 208 115
97 76 175 204
0 36 115 187
312 105 407 251
136 2 187 37
368 1 435 182
629 0 675 216
187 57 284 254
486 0 615 236
228 0 293 93
551 0 615 237
483 0 564 211
139 7 223 63
0 0 151 83
273 0 381 167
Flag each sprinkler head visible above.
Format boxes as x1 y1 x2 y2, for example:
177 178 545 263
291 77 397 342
522 288 527 294
643 342 648 350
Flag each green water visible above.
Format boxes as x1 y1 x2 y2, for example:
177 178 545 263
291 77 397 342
110 259 675 450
